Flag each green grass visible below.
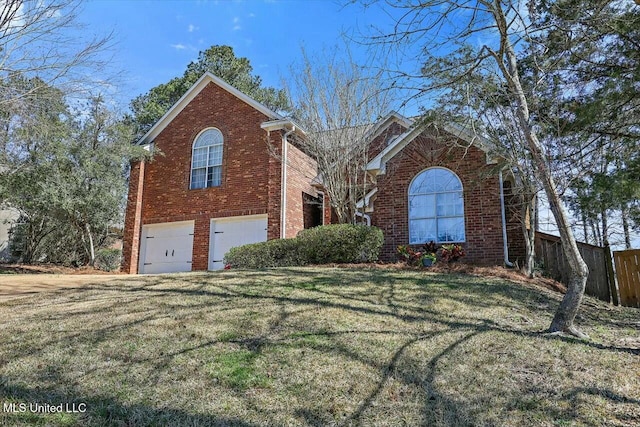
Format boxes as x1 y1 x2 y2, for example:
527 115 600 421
0 267 638 426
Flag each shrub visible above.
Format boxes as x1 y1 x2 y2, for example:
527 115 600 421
297 224 383 264
397 244 437 267
397 245 422 265
224 238 307 268
94 248 122 272
439 244 466 263
224 224 384 269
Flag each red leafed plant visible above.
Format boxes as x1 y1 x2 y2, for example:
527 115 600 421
439 244 466 263
397 245 422 265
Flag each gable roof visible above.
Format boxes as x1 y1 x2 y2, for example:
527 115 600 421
136 72 284 145
366 116 498 175
362 110 413 143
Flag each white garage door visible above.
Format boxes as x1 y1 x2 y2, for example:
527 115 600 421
209 215 268 270
139 221 194 274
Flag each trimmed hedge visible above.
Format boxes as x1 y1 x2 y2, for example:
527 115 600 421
224 224 384 268
224 238 306 268
297 224 383 264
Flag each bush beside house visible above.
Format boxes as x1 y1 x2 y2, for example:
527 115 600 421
225 224 384 268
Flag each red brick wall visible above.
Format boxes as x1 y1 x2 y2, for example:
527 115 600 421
284 141 318 238
371 133 506 264
123 81 286 272
121 160 145 273
368 121 408 160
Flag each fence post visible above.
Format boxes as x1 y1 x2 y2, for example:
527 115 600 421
604 243 619 306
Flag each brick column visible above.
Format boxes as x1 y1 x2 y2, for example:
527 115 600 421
192 215 210 271
122 160 146 274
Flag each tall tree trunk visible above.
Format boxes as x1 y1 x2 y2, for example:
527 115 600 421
594 217 602 247
86 223 96 266
601 206 609 246
581 212 589 245
522 194 536 278
494 5 589 337
621 204 632 249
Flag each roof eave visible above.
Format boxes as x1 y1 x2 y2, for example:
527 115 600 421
136 72 283 146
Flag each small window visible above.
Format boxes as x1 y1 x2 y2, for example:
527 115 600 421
408 167 465 244
190 128 223 189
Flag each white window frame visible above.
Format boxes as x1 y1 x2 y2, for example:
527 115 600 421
190 128 224 190
408 167 466 244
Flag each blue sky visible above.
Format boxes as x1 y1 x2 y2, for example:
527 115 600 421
78 1 638 249
81 0 408 111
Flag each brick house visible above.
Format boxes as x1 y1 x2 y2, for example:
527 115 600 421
122 72 524 274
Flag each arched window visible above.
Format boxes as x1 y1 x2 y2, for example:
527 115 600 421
408 167 465 244
190 128 223 189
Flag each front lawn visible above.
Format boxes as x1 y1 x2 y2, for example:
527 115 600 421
0 267 638 426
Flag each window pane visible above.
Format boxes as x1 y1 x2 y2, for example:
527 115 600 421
409 219 437 244
208 144 223 166
192 147 208 168
191 168 206 189
207 165 222 187
430 169 460 192
437 217 465 242
409 168 465 243
194 128 223 148
436 192 463 217
409 194 435 218
410 171 436 194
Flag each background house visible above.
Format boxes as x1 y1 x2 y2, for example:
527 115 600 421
0 207 19 262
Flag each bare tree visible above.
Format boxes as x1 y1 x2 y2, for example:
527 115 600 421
0 0 113 107
285 46 392 224
367 0 589 337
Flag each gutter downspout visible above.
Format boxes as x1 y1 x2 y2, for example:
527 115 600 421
355 211 371 226
499 170 515 268
280 127 295 239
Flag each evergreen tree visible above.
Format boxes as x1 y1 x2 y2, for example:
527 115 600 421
129 45 290 138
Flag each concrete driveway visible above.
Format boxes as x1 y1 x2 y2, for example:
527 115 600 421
0 274 123 301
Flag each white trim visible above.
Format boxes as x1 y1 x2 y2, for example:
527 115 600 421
281 129 295 238
356 188 378 210
261 119 307 136
137 72 283 146
362 111 413 143
355 211 371 226
366 119 498 175
367 124 427 175
189 127 224 190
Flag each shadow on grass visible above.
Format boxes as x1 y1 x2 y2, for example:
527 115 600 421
93 269 639 356
0 267 638 426
0 376 259 426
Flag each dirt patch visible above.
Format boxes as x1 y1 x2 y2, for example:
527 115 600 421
0 268 124 302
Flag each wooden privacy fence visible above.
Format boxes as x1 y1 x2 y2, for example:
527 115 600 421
535 232 612 303
613 249 640 308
